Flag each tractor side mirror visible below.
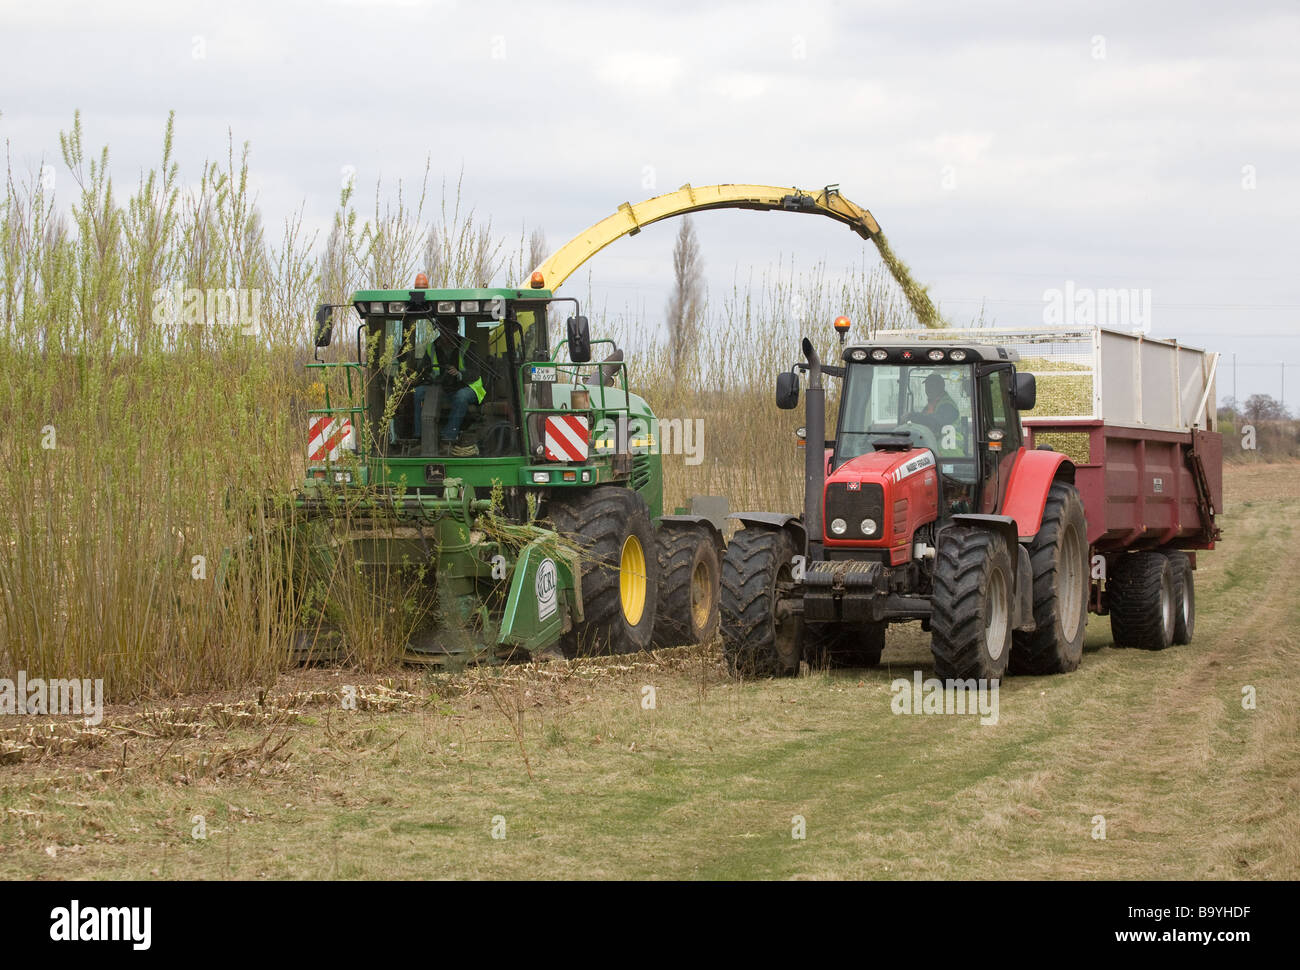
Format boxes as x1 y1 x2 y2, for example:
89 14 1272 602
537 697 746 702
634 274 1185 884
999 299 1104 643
1013 371 1037 410
314 304 334 348
567 315 592 363
776 370 800 410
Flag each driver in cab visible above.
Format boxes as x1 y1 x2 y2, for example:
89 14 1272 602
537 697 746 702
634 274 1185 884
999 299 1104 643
907 373 960 437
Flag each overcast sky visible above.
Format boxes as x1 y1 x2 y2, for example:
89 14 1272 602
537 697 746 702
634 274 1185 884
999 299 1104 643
2 0 1297 404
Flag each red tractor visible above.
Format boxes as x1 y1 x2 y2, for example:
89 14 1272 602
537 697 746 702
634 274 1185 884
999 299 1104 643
721 322 1222 679
721 325 1090 680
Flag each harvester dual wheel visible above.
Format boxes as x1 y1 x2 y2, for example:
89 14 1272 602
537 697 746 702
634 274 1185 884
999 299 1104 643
652 526 721 648
804 621 886 669
1010 482 1089 675
547 486 659 658
930 526 1014 681
720 527 801 677
1165 550 1195 645
1108 551 1175 650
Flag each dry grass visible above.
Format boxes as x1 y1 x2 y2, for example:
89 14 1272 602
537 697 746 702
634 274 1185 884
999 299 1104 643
2 464 1295 880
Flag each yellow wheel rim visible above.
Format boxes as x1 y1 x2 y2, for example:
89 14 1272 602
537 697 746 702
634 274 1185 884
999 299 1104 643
691 559 712 630
619 535 647 626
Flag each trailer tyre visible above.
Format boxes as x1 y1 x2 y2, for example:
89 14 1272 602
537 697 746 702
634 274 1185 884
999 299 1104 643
652 526 721 647
930 526 1014 681
1108 552 1175 650
1165 550 1195 645
805 621 886 669
720 527 800 677
1010 482 1089 675
548 487 659 657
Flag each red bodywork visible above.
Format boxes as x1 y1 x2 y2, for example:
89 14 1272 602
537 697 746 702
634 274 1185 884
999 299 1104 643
1023 420 1222 554
823 448 940 565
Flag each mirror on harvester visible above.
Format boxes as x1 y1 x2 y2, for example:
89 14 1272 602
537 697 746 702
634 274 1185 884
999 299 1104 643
776 370 800 410
567 315 592 363
314 304 334 348
1013 371 1037 411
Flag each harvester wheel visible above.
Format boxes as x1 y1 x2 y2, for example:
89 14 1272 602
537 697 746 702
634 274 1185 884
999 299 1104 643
652 526 721 647
805 621 886 669
1165 550 1195 645
1108 552 1175 650
547 487 659 657
1010 482 1089 675
720 527 800 677
930 526 1014 681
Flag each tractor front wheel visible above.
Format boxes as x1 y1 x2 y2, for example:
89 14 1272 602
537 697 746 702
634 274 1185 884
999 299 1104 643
548 487 659 657
930 526 1014 681
720 527 801 677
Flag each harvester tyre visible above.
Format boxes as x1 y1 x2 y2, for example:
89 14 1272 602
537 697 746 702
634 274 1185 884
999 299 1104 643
1010 482 1089 675
1165 550 1195 645
720 527 800 677
652 526 721 648
1108 552 1175 650
930 526 1014 681
548 487 659 658
805 622 886 669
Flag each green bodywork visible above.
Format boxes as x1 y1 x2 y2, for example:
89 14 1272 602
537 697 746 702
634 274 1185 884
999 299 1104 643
292 286 664 663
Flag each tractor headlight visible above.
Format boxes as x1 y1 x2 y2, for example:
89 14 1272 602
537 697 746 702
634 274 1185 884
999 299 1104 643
387 302 407 314
927 349 945 361
333 470 353 484
830 518 847 536
437 301 456 313
860 518 877 536
870 348 889 361
950 349 968 362
460 301 480 313
532 471 551 483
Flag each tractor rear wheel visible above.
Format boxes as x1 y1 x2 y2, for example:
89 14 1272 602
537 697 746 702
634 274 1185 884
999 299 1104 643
1010 482 1089 675
805 621 886 669
1165 550 1195 645
547 487 659 657
720 527 801 677
1108 551 1175 650
652 526 721 647
930 526 1014 681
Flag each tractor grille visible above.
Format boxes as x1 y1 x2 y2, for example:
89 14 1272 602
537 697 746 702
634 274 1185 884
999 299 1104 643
824 482 884 537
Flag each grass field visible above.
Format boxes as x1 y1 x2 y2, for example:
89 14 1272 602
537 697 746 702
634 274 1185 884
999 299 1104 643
1 462 1296 880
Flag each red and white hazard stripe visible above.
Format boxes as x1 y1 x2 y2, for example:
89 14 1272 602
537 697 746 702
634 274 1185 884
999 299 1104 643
308 416 354 462
544 414 589 462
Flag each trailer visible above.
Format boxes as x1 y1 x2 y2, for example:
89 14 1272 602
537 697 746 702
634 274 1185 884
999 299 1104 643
874 326 1222 651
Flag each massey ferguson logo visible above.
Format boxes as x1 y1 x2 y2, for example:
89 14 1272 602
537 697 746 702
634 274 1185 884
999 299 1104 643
893 450 935 483
536 558 558 620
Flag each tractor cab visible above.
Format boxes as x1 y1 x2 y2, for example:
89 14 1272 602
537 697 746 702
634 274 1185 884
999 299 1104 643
833 342 1035 522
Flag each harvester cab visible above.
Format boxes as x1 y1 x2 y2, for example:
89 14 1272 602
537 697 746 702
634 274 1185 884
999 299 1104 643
722 319 1087 684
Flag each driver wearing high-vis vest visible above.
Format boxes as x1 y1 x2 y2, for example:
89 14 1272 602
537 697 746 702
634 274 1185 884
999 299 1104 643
430 321 486 453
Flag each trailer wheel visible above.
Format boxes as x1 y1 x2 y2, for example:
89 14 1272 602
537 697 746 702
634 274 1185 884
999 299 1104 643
1165 550 1195 645
1108 552 1175 650
805 621 886 669
548 487 659 657
720 527 800 677
652 526 721 647
1010 482 1089 675
930 526 1014 681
